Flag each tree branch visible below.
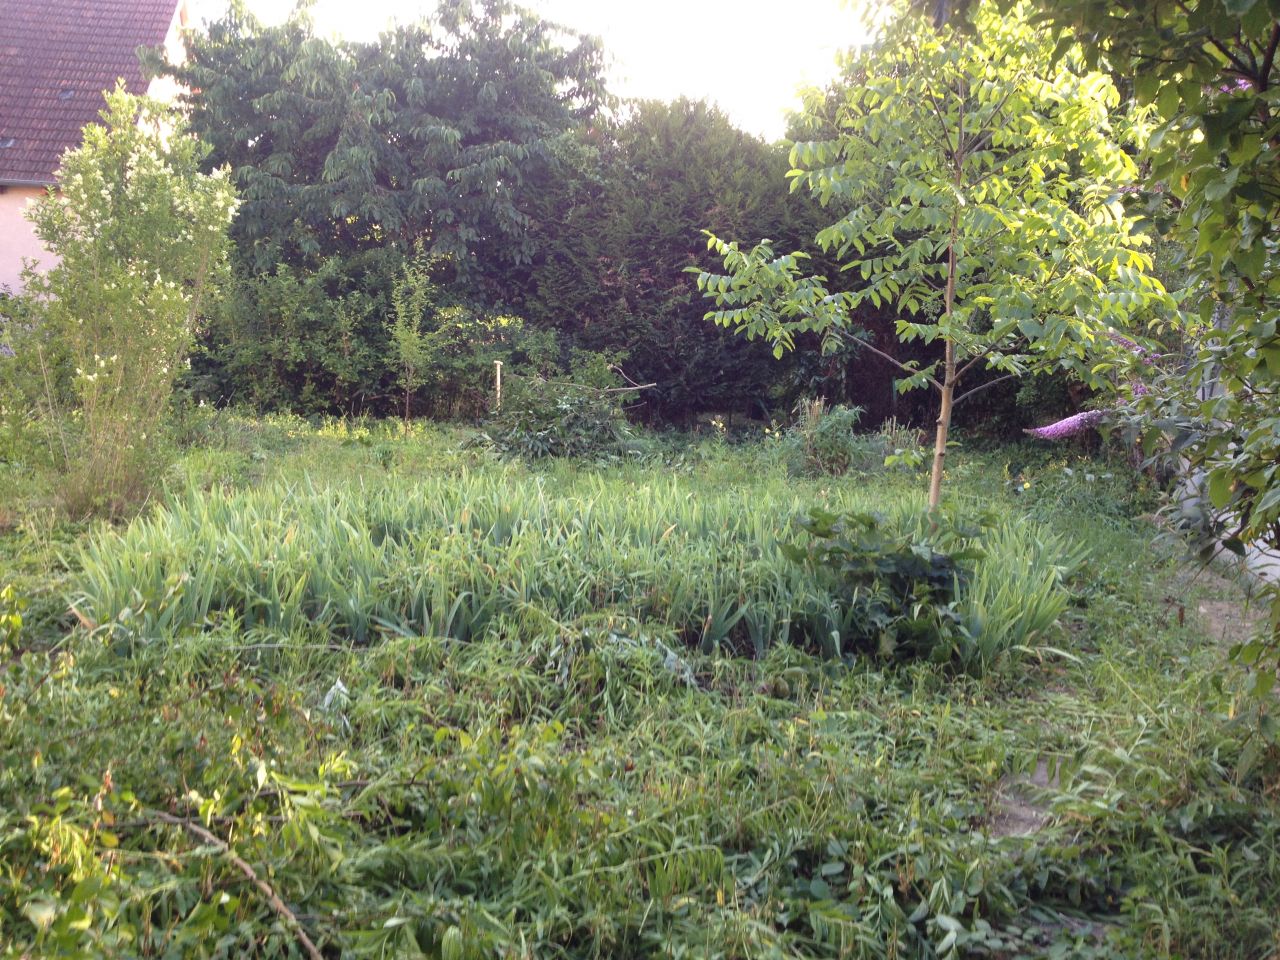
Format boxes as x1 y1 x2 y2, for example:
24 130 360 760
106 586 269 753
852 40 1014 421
842 334 942 390
1176 2 1256 76
952 371 1022 406
147 811 325 960
1261 23 1280 89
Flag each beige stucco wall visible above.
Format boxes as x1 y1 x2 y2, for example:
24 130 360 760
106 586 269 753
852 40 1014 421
0 2 189 294
0 186 50 293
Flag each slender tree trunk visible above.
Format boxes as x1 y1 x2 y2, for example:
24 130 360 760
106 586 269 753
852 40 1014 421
928 220 960 509
929 137 964 510
928 341 955 509
927 237 960 508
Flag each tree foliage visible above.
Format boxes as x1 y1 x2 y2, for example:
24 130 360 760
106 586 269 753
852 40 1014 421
508 98 829 420
163 0 607 271
980 0 1280 705
697 1 1167 506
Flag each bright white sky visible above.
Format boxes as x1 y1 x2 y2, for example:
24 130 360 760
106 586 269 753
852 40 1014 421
215 0 872 140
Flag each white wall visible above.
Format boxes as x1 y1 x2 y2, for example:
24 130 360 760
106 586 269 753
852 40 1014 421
0 1 189 294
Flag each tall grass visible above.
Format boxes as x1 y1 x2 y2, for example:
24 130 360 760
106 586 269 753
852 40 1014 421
75 471 1073 672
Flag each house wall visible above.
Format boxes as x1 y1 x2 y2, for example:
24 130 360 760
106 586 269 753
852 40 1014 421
0 186 50 292
0 1 189 294
146 2 189 105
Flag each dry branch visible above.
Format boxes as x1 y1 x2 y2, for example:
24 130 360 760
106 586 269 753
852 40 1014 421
148 811 324 960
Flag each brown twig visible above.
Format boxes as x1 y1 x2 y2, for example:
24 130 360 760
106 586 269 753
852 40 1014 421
840 333 943 390
514 374 656 394
147 811 324 960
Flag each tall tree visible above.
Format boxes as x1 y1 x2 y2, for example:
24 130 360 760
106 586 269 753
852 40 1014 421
162 0 607 272
511 99 828 420
696 1 1167 507
993 0 1280 701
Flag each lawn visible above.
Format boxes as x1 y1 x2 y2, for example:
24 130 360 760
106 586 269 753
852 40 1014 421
1 417 1277 959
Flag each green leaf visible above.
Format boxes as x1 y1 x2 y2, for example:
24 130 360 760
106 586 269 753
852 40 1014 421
22 897 58 931
1208 470 1234 509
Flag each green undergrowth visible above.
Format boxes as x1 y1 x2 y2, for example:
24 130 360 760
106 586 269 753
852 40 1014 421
1 420 1277 957
71 470 1074 674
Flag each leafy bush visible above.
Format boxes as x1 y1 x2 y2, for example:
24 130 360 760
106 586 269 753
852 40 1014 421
414 309 558 421
781 508 983 662
779 399 898 476
485 358 633 459
878 416 929 471
21 88 237 517
195 252 392 415
199 247 559 421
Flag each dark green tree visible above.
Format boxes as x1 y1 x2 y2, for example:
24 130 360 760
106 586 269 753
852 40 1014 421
164 0 607 272
509 98 830 420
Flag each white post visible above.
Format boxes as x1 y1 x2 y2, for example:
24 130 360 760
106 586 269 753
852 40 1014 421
494 360 503 412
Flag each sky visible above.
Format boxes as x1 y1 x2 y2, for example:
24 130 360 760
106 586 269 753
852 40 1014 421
219 0 873 140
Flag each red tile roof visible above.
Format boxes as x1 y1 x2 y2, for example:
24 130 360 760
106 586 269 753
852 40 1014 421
0 0 182 185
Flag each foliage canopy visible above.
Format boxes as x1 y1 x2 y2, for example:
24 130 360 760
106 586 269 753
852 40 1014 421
163 0 607 271
697 1 1168 505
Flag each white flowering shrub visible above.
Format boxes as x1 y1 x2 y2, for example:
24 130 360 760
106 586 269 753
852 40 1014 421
24 85 237 516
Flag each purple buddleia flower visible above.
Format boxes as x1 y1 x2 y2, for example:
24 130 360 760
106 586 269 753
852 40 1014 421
1106 331 1159 363
1024 409 1107 440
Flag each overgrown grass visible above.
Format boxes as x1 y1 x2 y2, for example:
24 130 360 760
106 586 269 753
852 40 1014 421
73 467 1072 671
1 418 1276 958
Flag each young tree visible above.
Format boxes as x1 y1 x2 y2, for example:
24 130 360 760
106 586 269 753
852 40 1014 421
23 87 237 517
696 1 1167 507
385 244 437 427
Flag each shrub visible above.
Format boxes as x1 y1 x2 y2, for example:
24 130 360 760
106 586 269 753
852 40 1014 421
782 400 884 475
22 87 237 517
203 246 559 421
415 308 558 421
878 416 928 471
485 355 633 459
195 252 392 415
781 507 983 662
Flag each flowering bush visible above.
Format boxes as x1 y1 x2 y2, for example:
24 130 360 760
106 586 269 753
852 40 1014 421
23 86 237 517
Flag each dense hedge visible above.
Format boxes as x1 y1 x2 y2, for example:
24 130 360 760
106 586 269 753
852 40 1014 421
170 2 1080 433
